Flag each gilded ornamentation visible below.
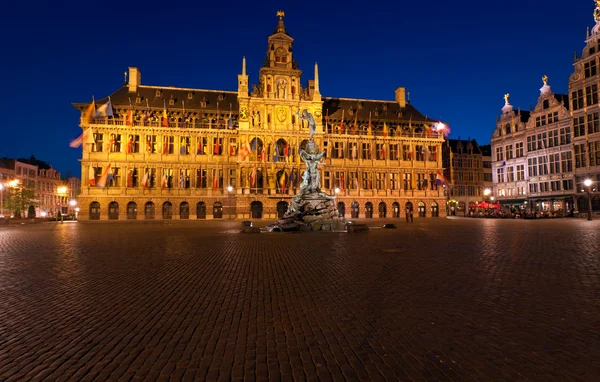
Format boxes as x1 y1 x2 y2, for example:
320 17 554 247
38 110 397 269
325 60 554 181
504 93 510 105
313 109 322 119
240 107 249 120
276 106 287 122
542 75 548 86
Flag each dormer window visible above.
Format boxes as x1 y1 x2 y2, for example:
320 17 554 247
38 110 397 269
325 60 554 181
217 93 224 101
505 123 512 134
357 101 363 109
155 90 161 97
169 99 175 106
543 100 549 109
374 110 379 117
397 111 402 118
200 100 207 108
187 92 193 100
348 109 354 116
382 104 388 111
135 96 141 103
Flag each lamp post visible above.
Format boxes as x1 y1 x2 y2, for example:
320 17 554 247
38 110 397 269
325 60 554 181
334 187 340 196
483 188 491 217
227 185 234 220
584 178 593 221
69 200 77 220
490 196 495 216
75 207 80 220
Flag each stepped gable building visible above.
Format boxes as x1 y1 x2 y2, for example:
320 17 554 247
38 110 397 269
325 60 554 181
491 77 574 213
569 1 600 213
73 12 447 221
442 138 486 216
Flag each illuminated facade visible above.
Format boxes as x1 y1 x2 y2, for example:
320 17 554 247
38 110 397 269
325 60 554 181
74 13 447 221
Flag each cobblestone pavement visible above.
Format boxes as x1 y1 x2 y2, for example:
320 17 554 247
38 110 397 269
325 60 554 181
0 218 599 381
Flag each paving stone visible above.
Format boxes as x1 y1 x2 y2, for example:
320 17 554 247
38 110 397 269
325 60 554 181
0 219 599 381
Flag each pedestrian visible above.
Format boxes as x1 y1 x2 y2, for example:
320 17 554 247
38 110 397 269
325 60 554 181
405 208 410 223
410 209 414 223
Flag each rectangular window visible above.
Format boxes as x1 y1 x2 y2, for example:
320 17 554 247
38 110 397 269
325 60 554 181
349 142 358 159
495 147 503 161
162 136 174 155
197 137 207 155
586 84 599 106
575 144 587 168
549 153 560 174
92 133 104 152
332 141 343 159
348 171 359 190
560 127 571 145
467 185 475 196
574 116 586 137
506 166 514 182
528 157 538 177
163 168 174 188
229 138 238 157
589 141 600 166
145 168 157 188
538 155 548 175
527 136 536 152
180 136 191 155
109 133 122 152
375 172 386 189
362 172 372 189
403 173 412 190
505 144 513 160
416 173 426 190
516 165 524 181
402 144 411 160
126 167 139 187
539 182 550 193
376 144 386 160
179 169 191 189
537 133 547 150
561 152 573 172
572 89 584 110
415 145 424 161
588 112 600 134
361 143 371 160
496 168 505 183
195 168 207 188
515 142 524 157
334 171 345 189
324 171 331 189
145 135 157 153
547 130 559 148
213 137 223 156
551 180 561 192
389 173 398 190
584 60 597 78
529 183 539 193
389 144 399 160
127 134 140 153
562 179 574 190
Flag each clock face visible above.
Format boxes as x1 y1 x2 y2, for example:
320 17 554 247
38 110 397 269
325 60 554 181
240 107 248 120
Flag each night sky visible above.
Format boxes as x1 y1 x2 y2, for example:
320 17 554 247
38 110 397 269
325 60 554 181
0 0 592 177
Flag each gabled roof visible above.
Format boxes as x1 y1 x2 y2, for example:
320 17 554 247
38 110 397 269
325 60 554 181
74 85 239 113
479 144 492 156
553 94 569 110
446 138 482 154
322 97 436 124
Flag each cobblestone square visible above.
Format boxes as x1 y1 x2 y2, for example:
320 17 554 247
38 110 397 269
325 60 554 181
0 218 599 381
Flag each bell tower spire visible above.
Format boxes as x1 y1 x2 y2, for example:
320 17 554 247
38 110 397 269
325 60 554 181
238 56 249 98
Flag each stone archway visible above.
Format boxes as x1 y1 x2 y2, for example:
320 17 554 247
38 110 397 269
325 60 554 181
89 202 100 220
251 201 263 219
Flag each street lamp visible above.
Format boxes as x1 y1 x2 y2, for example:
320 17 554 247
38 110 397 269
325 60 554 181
584 178 593 221
334 187 340 195
75 207 80 220
227 185 234 220
483 188 491 217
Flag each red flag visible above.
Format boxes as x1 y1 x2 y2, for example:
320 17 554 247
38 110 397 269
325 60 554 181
340 173 345 191
214 136 220 155
353 109 358 135
163 137 169 154
127 136 134 153
162 101 169 127
126 109 133 126
339 110 344 134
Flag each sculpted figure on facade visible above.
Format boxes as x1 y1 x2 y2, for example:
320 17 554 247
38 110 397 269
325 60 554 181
276 79 287 99
297 109 317 139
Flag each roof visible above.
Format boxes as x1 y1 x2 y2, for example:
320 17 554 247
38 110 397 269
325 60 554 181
74 85 239 113
518 110 530 123
322 97 436 125
553 94 569 110
479 144 492 156
445 138 482 154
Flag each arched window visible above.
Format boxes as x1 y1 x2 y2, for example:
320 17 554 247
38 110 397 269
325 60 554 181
126 202 137 220
365 202 373 218
543 99 549 109
108 201 119 220
180 202 190 219
276 201 288 218
145 202 155 219
351 202 359 219
505 124 511 135
418 202 426 217
431 202 439 217
405 202 413 215
337 202 345 218
162 202 173 219
392 202 400 218
378 202 386 218
196 202 206 219
213 202 223 218
276 138 289 159
89 201 100 220
250 201 263 219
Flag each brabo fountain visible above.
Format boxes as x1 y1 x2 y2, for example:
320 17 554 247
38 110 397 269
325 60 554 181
268 109 344 231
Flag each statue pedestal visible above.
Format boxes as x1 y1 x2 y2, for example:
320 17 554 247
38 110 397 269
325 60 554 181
268 192 344 232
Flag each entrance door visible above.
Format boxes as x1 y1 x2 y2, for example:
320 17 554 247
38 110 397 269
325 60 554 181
108 202 119 220
89 202 100 220
251 201 263 219
276 201 288 218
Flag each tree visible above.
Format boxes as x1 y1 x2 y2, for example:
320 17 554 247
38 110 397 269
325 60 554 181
5 182 37 218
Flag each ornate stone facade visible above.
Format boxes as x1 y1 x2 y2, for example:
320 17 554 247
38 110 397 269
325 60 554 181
74 13 447 221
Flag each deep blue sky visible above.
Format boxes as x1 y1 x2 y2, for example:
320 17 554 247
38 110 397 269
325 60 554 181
0 0 593 177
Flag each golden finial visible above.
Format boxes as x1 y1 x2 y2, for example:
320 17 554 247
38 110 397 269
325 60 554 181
595 0 600 22
542 74 548 85
504 93 510 105
276 10 285 19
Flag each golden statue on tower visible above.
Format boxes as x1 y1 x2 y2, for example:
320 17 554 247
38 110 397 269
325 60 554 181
542 75 548 86
504 93 510 105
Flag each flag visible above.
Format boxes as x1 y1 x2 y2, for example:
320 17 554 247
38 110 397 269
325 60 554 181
289 167 296 187
340 173 345 190
227 104 233 129
125 109 133 126
368 112 372 136
500 161 507 167
127 136 134 153
161 173 167 189
163 137 169 154
213 170 219 190
279 171 286 192
141 171 149 189
88 166 96 186
354 175 359 190
127 168 133 187
69 128 94 148
214 135 220 155
424 124 433 136
383 122 388 137
95 98 113 117
250 164 257 187
352 142 357 159
96 163 112 187
353 109 358 135
146 136 152 152
238 141 251 161
230 142 236 156
162 101 169 127
381 144 386 160
435 170 449 186
179 170 185 189
81 98 96 124
422 145 431 161
340 110 345 134
197 137 203 154
284 142 289 158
